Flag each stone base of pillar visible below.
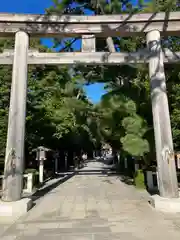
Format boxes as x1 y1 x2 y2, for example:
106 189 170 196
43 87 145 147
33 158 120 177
0 198 32 222
149 194 180 213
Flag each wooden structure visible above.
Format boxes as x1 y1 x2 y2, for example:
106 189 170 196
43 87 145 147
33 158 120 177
1 12 180 201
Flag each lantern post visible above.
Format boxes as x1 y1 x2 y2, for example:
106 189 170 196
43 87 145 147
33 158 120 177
34 146 50 184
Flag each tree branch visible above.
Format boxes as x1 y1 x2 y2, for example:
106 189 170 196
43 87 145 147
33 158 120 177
59 38 80 52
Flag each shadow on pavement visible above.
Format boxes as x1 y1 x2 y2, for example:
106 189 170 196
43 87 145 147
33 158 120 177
118 175 134 185
31 172 75 202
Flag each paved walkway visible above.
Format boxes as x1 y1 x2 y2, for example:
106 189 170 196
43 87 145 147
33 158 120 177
2 161 180 240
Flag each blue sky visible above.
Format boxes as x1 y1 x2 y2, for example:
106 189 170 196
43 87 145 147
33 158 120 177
0 0 107 103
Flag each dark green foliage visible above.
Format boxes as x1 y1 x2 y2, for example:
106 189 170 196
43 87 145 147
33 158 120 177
44 0 180 163
0 0 180 174
0 38 100 170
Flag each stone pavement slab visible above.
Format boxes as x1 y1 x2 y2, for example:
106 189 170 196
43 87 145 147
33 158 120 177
1 161 180 239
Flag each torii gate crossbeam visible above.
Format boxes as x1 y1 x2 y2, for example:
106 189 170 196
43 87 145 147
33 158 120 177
0 12 180 214
0 48 180 65
0 12 180 37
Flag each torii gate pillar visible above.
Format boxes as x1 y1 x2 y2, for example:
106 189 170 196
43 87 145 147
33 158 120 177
2 31 29 202
146 30 179 198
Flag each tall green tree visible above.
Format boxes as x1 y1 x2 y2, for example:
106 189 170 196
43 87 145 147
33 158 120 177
0 38 98 167
46 0 180 162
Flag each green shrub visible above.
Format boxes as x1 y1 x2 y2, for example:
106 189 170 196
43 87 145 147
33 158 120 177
134 169 146 189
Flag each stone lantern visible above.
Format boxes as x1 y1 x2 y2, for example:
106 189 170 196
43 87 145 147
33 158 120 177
33 146 51 183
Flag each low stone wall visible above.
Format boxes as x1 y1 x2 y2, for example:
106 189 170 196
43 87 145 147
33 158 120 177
146 171 159 192
0 173 33 194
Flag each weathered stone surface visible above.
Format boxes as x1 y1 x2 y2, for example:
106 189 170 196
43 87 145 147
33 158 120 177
150 194 180 212
0 198 32 220
1 161 180 240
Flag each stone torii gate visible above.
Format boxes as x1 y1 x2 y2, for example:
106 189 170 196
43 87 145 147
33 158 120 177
0 12 180 215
